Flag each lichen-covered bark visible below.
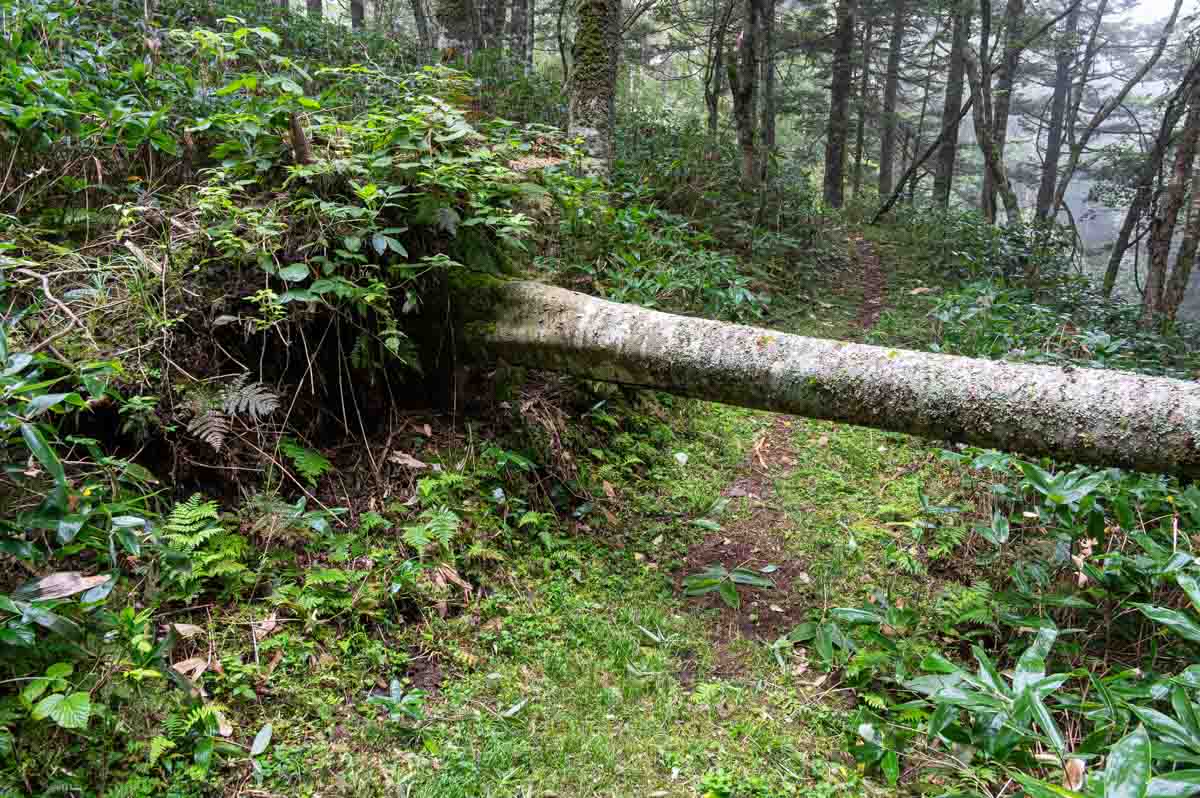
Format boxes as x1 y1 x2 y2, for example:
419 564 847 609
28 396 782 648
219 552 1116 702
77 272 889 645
568 0 620 179
460 281 1200 476
822 0 854 208
932 0 969 208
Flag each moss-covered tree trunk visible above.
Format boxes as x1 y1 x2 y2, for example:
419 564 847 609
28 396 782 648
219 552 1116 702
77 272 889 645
568 0 621 179
727 0 761 187
455 280 1200 476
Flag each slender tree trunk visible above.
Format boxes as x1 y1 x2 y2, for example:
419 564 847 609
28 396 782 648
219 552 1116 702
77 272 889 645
307 0 321 17
1165 165 1200 320
1143 81 1200 325
568 0 621 179
351 0 364 28
932 0 970 208
852 17 873 198
728 0 762 187
411 0 434 51
508 0 528 63
526 0 534 71
454 280 1200 476
823 0 855 207
1033 2 1078 222
1104 62 1200 296
706 0 734 138
760 0 776 156
1050 0 1184 217
983 0 1024 222
965 52 1020 221
878 0 906 198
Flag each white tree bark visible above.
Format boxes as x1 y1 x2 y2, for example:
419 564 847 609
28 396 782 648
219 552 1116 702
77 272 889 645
460 281 1200 476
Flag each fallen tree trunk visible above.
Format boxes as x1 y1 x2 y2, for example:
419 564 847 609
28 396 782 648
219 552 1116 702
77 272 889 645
458 280 1200 476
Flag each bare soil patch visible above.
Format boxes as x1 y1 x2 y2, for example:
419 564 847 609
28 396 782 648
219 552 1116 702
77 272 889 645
676 416 810 645
853 236 888 330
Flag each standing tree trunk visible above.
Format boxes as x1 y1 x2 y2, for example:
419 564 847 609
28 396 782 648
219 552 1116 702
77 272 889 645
1050 0 1183 217
411 0 434 51
760 0 776 158
852 17 873 198
965 51 1020 221
705 0 735 138
453 279 1200 476
877 0 906 198
728 0 762 187
508 0 528 63
351 0 364 28
568 0 621 179
982 0 1024 222
1142 81 1200 325
823 0 855 207
932 0 969 208
1033 1 1078 222
1165 165 1200 320
307 0 321 17
1104 62 1200 296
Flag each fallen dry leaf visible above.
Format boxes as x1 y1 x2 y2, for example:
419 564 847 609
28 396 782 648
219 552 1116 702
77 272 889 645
252 612 278 641
389 451 428 469
171 623 205 638
172 656 208 681
1064 758 1085 790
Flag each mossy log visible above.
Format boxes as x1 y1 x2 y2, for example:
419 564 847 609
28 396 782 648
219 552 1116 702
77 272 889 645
458 280 1200 476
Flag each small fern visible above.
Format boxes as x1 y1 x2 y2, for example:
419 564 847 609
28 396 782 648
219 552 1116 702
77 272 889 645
186 409 230 453
279 437 333 486
222 373 280 420
163 495 222 551
403 507 460 554
147 736 175 766
185 374 279 452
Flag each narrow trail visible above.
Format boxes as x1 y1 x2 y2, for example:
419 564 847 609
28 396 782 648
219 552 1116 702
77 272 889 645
852 235 888 331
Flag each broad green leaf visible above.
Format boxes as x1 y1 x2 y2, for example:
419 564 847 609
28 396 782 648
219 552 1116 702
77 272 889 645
928 702 956 741
1105 725 1152 798
1130 705 1200 750
1177 574 1200 616
717 580 739 609
250 723 273 756
1135 604 1200 644
1147 769 1200 797
1173 686 1200 741
1029 692 1065 755
277 264 309 282
21 423 65 488
881 750 899 786
729 568 774 588
920 652 962 675
32 692 90 729
978 510 1009 546
1014 626 1057 694
45 662 72 680
972 645 1008 695
831 608 883 625
1019 461 1056 495
1013 772 1086 798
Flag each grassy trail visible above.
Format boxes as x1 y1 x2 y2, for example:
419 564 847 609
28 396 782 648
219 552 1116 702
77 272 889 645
203 232 965 797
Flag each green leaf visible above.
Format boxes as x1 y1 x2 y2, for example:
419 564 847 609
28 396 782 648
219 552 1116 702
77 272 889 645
1130 705 1200 750
1177 574 1200 616
250 723 273 756
1147 770 1200 798
831 607 883 625
1174 686 1200 741
928 702 956 741
1135 604 1200 644
1014 626 1057 694
729 568 774 588
1105 725 1152 798
21 423 65 488
1019 461 1056 495
1029 692 1065 755
32 692 90 729
881 750 899 786
978 510 1009 545
717 580 739 609
277 264 310 282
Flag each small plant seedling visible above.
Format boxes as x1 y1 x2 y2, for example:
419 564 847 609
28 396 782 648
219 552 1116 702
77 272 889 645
683 564 775 609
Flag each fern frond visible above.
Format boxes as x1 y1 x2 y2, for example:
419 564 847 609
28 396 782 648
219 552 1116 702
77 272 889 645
148 736 175 765
187 409 230 452
222 374 280 420
279 438 333 486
